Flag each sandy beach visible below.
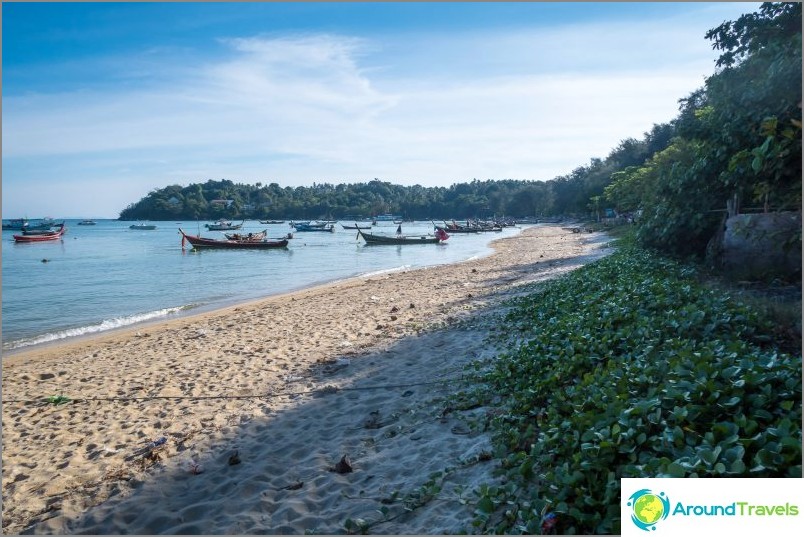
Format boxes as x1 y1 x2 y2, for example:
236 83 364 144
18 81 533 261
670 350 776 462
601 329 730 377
1 225 612 534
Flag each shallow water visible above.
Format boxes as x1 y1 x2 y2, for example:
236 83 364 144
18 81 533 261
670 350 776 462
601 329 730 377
2 219 524 352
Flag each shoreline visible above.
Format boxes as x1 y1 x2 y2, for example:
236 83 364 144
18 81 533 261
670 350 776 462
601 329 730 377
1 227 513 357
1 225 613 534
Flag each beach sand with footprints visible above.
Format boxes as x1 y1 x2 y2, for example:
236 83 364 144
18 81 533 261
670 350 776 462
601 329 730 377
1 225 612 534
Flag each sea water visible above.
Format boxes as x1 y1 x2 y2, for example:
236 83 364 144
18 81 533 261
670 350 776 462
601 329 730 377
1 220 525 353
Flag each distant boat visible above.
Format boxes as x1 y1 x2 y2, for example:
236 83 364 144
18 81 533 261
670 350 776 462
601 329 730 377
340 222 372 230
13 224 67 243
2 218 29 230
259 219 286 224
357 228 448 245
77 220 97 225
23 218 63 231
130 223 157 230
205 219 244 231
291 221 335 232
179 228 289 249
374 213 401 221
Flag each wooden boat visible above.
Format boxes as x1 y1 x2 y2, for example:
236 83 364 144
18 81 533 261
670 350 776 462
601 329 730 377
21 226 65 236
179 228 288 249
357 228 448 245
340 222 372 230
259 220 286 225
205 219 244 231
292 221 335 232
3 218 29 230
22 217 60 231
13 224 67 243
130 223 157 230
77 220 97 225
223 229 272 241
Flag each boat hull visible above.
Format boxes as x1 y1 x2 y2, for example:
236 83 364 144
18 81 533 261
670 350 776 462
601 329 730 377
180 229 288 249
357 229 443 245
13 225 66 242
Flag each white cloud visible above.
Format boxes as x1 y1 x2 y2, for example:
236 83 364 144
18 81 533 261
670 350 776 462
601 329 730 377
2 5 752 217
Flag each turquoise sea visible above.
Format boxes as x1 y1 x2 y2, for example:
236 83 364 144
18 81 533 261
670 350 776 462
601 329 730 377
1 219 525 353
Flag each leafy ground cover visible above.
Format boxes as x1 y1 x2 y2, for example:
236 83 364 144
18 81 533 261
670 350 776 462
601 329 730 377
465 246 801 534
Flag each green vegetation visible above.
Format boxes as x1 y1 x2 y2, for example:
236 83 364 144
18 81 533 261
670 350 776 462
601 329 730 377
120 4 800 271
612 2 801 257
464 246 801 534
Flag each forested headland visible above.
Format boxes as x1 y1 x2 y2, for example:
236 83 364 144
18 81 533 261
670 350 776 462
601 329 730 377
120 2 800 262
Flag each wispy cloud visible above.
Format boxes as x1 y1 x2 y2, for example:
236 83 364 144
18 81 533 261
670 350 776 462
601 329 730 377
2 4 752 217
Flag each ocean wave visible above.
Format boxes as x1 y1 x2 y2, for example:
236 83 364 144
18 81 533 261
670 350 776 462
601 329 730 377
3 305 193 351
360 265 412 278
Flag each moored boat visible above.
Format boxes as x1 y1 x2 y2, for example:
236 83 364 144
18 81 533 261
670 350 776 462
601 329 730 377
13 224 67 243
205 219 244 231
291 221 335 232
340 222 372 230
357 228 448 245
77 220 97 225
179 228 289 249
130 223 157 230
2 218 29 230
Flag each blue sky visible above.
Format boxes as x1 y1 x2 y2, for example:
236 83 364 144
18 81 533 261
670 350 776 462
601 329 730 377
2 2 760 218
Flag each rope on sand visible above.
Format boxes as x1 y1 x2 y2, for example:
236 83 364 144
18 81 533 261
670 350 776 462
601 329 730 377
1 376 473 406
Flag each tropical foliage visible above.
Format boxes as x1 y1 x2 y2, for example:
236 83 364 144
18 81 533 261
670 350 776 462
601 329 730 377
466 246 801 534
120 3 801 264
617 2 801 257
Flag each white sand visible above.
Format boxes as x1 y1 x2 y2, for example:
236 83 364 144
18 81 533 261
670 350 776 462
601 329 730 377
1 225 612 534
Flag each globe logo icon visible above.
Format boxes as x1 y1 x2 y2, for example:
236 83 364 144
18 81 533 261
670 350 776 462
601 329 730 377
627 489 670 531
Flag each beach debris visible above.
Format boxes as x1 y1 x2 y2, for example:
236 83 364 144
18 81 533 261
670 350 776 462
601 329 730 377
370 295 381 301
409 302 416 309
148 437 168 449
390 305 399 313
125 436 168 464
44 395 71 405
332 455 353 474
471 268 477 273
228 450 241 465
541 512 558 534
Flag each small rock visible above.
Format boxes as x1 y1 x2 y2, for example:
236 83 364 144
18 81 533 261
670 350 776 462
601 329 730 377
409 303 416 309
228 450 241 465
390 306 399 313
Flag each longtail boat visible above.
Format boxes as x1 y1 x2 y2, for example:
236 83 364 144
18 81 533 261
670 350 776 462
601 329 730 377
357 228 448 245
13 224 67 243
179 228 288 249
205 219 244 231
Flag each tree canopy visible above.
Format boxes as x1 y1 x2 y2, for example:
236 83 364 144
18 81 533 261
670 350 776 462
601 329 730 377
120 3 801 261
